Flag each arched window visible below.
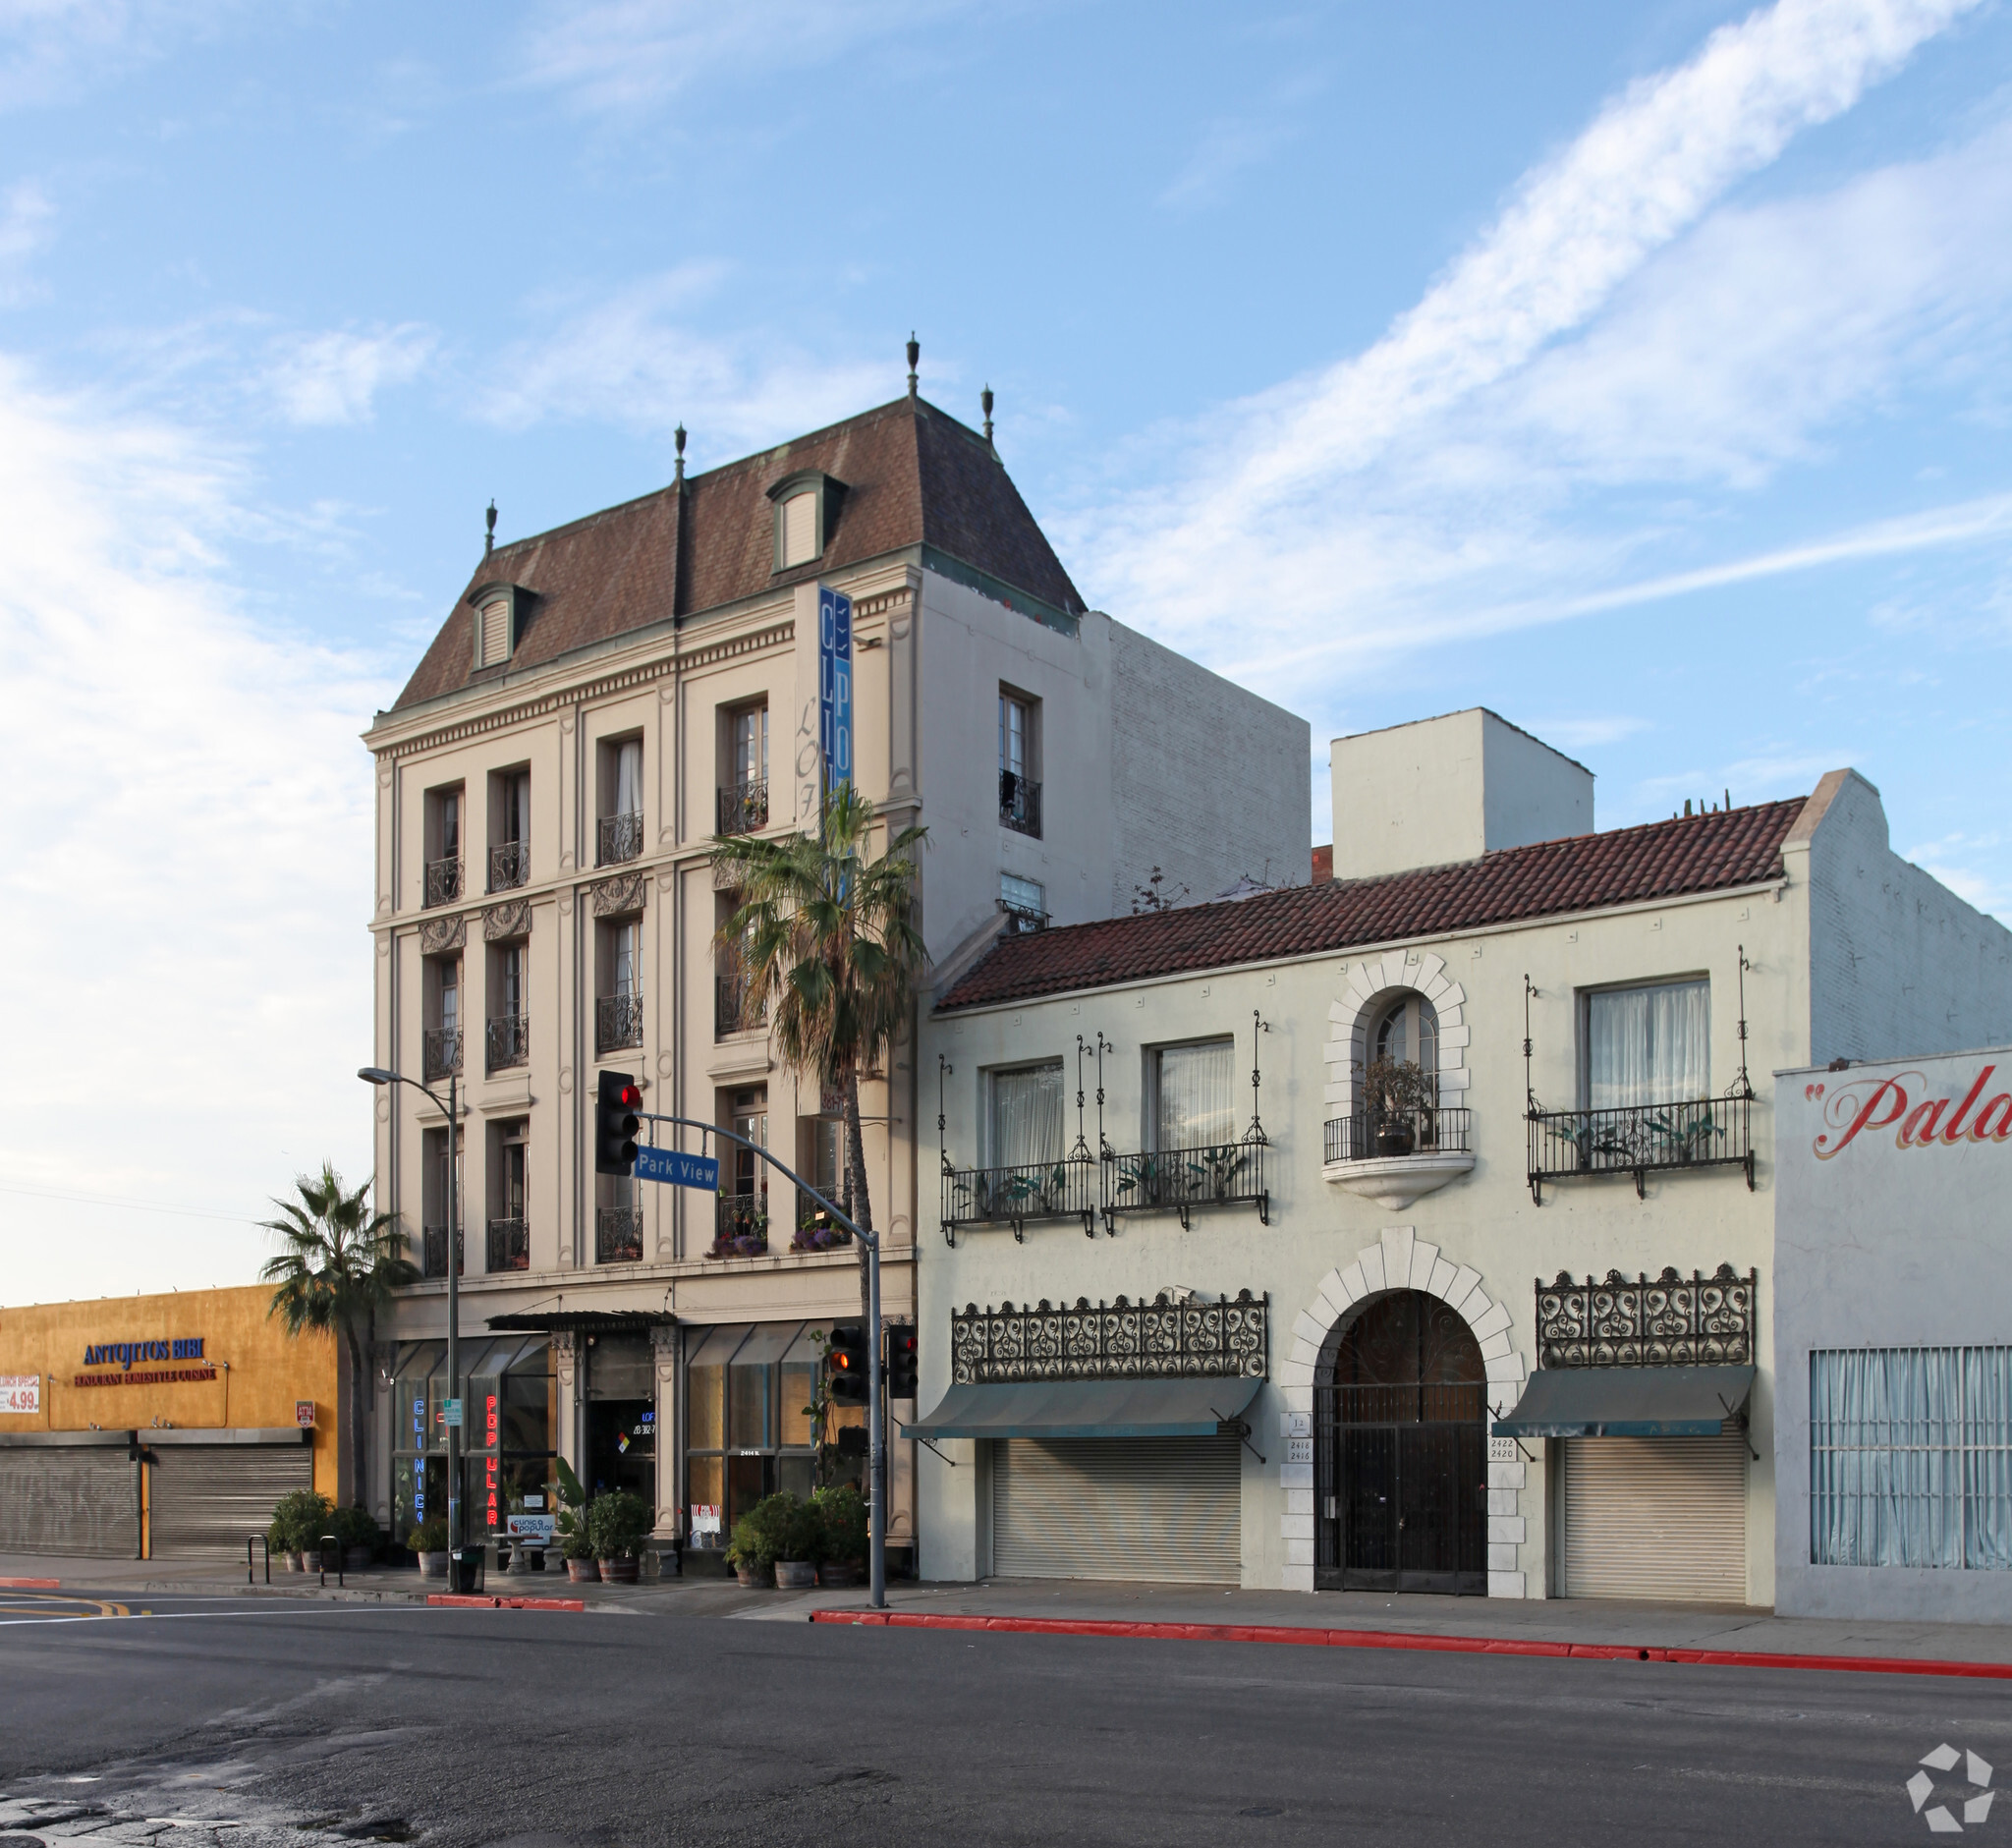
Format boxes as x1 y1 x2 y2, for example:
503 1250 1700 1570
1371 991 1439 1076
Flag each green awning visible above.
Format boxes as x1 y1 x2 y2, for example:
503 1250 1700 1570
1491 1365 1755 1439
903 1375 1262 1440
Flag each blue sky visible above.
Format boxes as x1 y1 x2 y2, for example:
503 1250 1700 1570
2 0 2009 1299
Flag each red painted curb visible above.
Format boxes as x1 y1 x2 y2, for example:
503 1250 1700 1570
0 1577 63 1590
425 1594 586 1611
806 1609 2012 1681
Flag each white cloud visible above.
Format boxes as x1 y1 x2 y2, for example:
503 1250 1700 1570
0 0 243 111
262 323 436 427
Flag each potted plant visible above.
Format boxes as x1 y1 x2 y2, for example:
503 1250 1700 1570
812 1484 867 1588
768 1496 822 1590
587 1488 653 1585
409 1515 450 1578
334 1503 378 1574
270 1487 333 1573
1363 1057 1435 1156
725 1491 801 1588
554 1457 598 1583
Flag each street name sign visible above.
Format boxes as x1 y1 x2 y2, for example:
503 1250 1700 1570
636 1145 721 1190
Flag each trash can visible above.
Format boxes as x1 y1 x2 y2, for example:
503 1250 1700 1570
450 1546 485 1596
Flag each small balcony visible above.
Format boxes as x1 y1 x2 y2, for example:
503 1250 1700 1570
486 1013 529 1073
708 1193 769 1260
485 1216 529 1272
596 991 643 1055
717 778 769 837
1106 1139 1269 1231
999 770 1041 838
1322 1107 1476 1211
792 1192 854 1254
941 1155 1098 1241
424 856 463 908
422 1028 463 1081
595 1206 643 1264
1526 1093 1754 1204
488 840 529 892
422 1224 462 1279
1001 900 1046 936
597 810 643 866
715 972 761 1036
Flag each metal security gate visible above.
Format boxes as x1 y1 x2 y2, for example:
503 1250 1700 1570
1560 1435 1747 1601
149 1444 314 1560
991 1438 1241 1583
0 1447 139 1556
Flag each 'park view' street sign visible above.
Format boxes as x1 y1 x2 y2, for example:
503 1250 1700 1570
636 1145 721 1191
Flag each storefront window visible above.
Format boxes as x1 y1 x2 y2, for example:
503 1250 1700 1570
388 1335 552 1545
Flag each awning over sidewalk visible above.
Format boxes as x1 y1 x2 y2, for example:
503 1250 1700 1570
904 1375 1262 1440
1491 1365 1755 1439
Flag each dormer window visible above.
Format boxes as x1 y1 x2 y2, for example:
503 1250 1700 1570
765 472 844 573
469 582 520 669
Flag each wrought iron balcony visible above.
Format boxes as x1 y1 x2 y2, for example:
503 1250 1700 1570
1537 1264 1757 1369
999 770 1041 838
792 1191 854 1254
597 810 643 866
1000 900 1046 936
708 1192 769 1260
424 856 462 908
596 991 643 1055
485 1216 529 1272
488 840 529 891
1324 1107 1472 1164
422 1028 463 1081
1526 1092 1754 1204
715 973 761 1036
486 1013 529 1072
422 1224 462 1280
595 1206 643 1264
941 1156 1099 1242
1106 1138 1269 1231
716 778 769 837
951 1290 1270 1384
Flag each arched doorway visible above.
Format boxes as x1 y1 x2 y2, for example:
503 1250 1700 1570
1315 1290 1486 1595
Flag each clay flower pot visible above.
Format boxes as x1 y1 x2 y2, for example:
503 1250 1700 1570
566 1557 601 1583
599 1557 640 1585
734 1563 761 1588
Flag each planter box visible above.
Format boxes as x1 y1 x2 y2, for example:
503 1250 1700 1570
417 1550 448 1580
566 1557 600 1584
599 1558 640 1585
774 1560 816 1590
734 1564 762 1587
819 1561 862 1588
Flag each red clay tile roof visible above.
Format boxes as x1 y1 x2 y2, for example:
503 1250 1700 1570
389 396 1085 712
938 799 1807 1011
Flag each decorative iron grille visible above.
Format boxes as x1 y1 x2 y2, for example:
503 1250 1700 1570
717 779 769 836
952 1290 1268 1384
792 1192 853 1254
1536 1264 1757 1369
941 1156 1098 1241
714 973 760 1036
422 1224 462 1279
422 1028 462 1081
1324 1107 1471 1164
595 1207 643 1264
485 1217 529 1272
999 771 1041 838
596 992 643 1054
488 841 529 891
1105 1139 1269 1229
710 1193 768 1259
424 856 462 908
486 1013 529 1071
1526 1093 1754 1203
597 810 643 866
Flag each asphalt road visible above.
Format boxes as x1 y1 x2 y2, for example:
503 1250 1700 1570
0 1590 2002 1846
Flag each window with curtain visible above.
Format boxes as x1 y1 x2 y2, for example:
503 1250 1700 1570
436 959 460 1035
1586 979 1709 1108
1153 1038 1236 1150
733 705 767 787
609 921 639 998
989 1063 1063 1170
615 738 643 817
1811 1347 2012 1571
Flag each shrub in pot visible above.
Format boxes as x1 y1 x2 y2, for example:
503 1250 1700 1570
1363 1057 1434 1156
333 1503 378 1572
812 1484 867 1586
270 1487 334 1571
409 1515 450 1578
726 1492 815 1588
587 1489 653 1584
554 1457 600 1583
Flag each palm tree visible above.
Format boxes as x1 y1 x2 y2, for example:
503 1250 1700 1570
261 1163 419 1507
713 785 927 1278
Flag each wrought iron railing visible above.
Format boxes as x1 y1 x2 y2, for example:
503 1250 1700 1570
595 1206 643 1264
1001 901 1046 935
424 856 462 907
709 1193 769 1259
1105 1139 1269 1230
422 1027 463 1080
717 779 768 836
486 1013 529 1071
597 810 643 866
715 973 761 1036
488 841 529 891
1324 1107 1472 1164
596 992 643 1054
999 771 1041 838
485 1216 529 1272
1537 1264 1757 1368
941 1156 1099 1241
951 1289 1269 1384
1526 1092 1753 1203
422 1224 462 1279
792 1191 854 1254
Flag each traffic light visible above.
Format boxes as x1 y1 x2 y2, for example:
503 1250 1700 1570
594 1071 641 1176
826 1322 868 1406
886 1324 918 1400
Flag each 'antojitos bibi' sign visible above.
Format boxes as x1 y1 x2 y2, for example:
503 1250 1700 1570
73 1335 217 1389
1812 1064 2012 1160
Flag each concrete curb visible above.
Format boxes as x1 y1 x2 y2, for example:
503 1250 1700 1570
808 1609 2012 1681
0 1576 62 1590
426 1594 586 1611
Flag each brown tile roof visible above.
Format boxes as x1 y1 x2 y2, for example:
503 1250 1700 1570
938 798 1808 1011
389 396 1086 713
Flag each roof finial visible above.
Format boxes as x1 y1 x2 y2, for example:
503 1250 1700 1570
981 383 994 447
484 498 496 558
906 331 919 399
674 423 687 484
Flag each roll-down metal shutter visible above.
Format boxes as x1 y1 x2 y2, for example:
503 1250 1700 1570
0 1449 138 1556
992 1437 1241 1584
1561 1435 1747 1601
149 1444 313 1559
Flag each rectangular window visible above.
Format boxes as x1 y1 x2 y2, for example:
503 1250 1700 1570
1001 871 1045 933
486 1119 529 1272
489 768 530 891
999 693 1030 780
424 786 464 906
988 1062 1064 1170
1811 1347 2012 1570
425 958 463 1082
487 944 527 1071
998 691 1040 836
1585 979 1709 1109
781 491 817 568
734 704 768 787
1151 1039 1237 1151
598 737 643 865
